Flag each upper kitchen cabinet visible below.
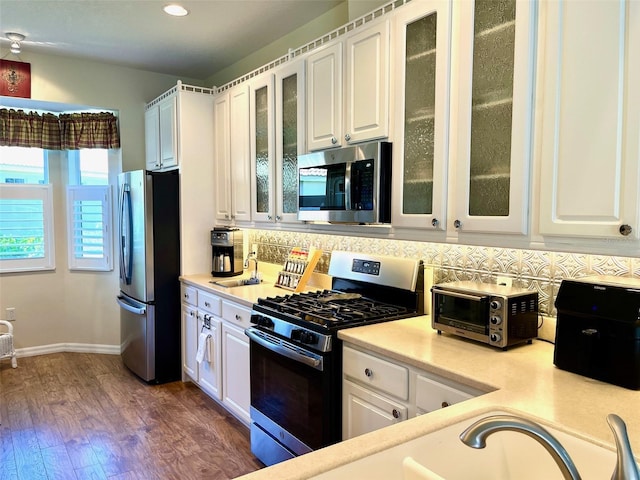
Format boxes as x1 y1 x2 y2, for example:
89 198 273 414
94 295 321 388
449 0 536 234
537 0 640 241
251 60 306 224
213 84 252 224
144 83 215 275
391 0 452 230
306 19 390 151
145 90 177 171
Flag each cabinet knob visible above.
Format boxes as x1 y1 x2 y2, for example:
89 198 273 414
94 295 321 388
392 409 400 419
454 219 462 229
431 218 439 228
275 215 282 221
204 301 210 307
364 368 373 378
441 401 450 408
344 133 351 142
267 215 273 220
235 314 241 321
619 224 633 236
331 136 338 145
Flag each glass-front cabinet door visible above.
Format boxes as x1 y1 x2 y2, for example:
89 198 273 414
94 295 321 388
275 60 305 224
250 73 275 223
450 0 536 234
391 0 452 230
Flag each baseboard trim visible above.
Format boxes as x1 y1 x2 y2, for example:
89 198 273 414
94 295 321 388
16 343 121 358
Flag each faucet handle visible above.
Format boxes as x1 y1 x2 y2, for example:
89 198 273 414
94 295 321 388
608 414 640 480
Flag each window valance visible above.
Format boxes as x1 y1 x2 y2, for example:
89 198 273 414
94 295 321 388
0 108 120 149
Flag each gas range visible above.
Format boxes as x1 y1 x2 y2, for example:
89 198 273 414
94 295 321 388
246 251 425 467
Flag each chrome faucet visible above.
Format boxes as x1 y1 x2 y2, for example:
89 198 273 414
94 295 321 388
244 252 258 279
459 414 582 480
607 414 640 480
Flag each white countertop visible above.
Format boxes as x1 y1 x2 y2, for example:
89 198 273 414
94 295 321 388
235 316 640 480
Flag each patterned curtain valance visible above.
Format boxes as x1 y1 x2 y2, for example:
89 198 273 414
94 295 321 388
0 108 120 149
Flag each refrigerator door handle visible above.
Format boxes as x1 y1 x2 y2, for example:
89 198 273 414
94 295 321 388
116 296 146 315
119 183 133 285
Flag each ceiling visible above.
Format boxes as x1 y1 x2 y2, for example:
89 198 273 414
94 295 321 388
0 0 344 80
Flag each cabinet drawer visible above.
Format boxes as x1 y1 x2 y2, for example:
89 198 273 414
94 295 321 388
181 284 197 306
415 374 478 413
222 301 251 329
343 346 409 401
198 291 222 316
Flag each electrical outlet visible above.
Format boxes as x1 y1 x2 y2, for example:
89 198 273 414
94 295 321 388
6 307 16 321
497 276 513 287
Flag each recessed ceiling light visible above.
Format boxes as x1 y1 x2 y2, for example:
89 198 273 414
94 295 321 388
163 4 189 16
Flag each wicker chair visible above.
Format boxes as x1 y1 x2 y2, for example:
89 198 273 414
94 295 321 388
0 320 17 368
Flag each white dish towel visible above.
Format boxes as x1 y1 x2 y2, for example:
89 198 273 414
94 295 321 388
196 332 212 364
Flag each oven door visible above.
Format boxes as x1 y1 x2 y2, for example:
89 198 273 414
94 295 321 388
432 288 490 336
246 327 339 466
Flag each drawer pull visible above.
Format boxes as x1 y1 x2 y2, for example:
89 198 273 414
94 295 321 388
364 368 373 378
392 409 400 419
204 301 210 307
235 314 241 321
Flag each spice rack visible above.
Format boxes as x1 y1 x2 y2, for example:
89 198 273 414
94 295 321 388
275 247 322 292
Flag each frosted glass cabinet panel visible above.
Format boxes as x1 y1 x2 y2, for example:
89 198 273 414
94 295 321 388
451 0 536 234
392 0 451 229
250 74 275 223
275 60 305 223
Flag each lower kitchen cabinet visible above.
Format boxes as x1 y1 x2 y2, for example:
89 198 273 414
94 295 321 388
342 344 485 440
180 283 251 425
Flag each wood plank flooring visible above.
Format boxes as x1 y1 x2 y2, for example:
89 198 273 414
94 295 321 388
0 353 264 479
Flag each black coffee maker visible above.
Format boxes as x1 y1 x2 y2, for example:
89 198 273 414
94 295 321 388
211 227 243 277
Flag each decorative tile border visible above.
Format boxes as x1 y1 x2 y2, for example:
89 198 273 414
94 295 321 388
249 229 638 315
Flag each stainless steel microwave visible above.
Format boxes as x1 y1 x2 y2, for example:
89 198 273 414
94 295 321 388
297 141 392 224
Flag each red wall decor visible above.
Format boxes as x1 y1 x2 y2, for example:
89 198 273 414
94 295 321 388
0 60 31 98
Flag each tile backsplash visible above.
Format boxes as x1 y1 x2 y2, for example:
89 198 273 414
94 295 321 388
249 229 639 316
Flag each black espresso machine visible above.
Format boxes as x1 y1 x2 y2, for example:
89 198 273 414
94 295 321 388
554 275 640 390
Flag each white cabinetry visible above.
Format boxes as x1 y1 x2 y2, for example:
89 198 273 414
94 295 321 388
180 283 251 425
537 0 640 240
145 93 177 171
221 300 251 424
250 60 306 224
213 84 252 224
342 344 484 440
449 0 537 234
306 19 390 151
391 0 452 230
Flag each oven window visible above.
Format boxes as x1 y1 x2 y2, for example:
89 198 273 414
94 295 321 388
436 293 489 335
299 163 346 210
250 340 330 450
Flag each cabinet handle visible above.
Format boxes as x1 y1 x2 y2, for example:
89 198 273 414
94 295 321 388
344 133 351 142
184 293 189 299
331 137 338 145
441 401 450 408
454 219 462 229
392 409 400 419
204 301 210 307
364 368 373 378
619 224 633 236
431 218 439 228
235 314 241 321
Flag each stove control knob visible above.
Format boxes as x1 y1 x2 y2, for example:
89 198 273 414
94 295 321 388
490 315 502 325
292 329 317 345
251 314 273 329
490 300 502 310
490 332 502 343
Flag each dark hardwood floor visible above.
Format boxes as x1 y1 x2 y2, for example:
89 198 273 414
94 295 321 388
0 353 264 479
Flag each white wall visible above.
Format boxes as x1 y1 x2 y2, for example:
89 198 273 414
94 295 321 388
0 51 199 352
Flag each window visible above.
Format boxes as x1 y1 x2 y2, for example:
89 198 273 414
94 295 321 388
0 147 54 272
66 150 113 271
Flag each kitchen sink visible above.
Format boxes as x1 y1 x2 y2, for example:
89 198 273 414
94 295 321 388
309 410 620 480
212 278 262 288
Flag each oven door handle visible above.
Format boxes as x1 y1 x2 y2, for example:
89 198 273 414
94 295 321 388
246 328 323 371
432 288 487 302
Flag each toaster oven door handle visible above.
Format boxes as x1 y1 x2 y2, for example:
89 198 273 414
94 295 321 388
432 288 487 302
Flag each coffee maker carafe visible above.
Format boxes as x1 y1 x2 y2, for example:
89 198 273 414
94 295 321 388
211 227 243 277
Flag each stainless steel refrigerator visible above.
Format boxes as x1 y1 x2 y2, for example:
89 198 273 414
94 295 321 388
117 169 181 383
